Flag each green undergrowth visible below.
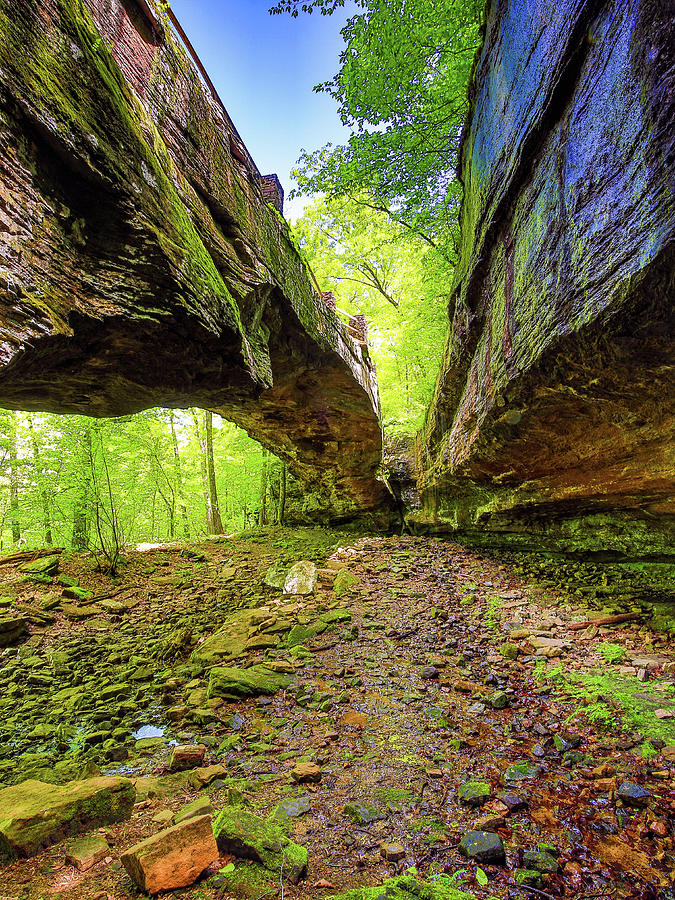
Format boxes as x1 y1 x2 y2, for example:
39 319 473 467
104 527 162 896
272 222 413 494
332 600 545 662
596 641 627 665
326 874 476 900
209 861 275 899
541 664 675 754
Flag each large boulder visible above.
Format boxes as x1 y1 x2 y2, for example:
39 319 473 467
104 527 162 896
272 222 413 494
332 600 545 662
213 807 308 883
121 814 218 894
283 561 317 595
0 776 135 861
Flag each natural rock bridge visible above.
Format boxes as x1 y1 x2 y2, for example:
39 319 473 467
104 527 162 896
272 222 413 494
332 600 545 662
0 0 389 522
0 0 672 551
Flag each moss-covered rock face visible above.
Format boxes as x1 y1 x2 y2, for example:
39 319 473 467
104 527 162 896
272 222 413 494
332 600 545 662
0 775 135 861
212 806 308 884
0 0 390 524
413 0 674 556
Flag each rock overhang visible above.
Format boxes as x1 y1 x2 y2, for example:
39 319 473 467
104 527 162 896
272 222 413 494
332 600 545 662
0 0 391 522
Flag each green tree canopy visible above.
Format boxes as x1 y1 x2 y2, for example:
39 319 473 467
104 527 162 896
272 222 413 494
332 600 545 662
294 196 448 431
272 0 484 253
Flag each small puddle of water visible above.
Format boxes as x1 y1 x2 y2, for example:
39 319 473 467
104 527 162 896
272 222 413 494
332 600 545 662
132 724 165 740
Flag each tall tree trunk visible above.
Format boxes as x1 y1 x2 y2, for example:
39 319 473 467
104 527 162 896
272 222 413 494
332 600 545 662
27 414 53 545
72 422 92 550
190 409 212 533
170 412 190 539
258 449 269 527
204 411 223 534
8 411 20 545
277 463 287 526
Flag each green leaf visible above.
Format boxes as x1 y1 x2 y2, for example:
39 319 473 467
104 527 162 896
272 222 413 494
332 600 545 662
476 866 488 886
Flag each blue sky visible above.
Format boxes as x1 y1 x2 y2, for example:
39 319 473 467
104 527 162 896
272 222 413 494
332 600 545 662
170 0 355 219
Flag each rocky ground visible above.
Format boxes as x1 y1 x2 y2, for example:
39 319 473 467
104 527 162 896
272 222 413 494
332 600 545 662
0 528 674 900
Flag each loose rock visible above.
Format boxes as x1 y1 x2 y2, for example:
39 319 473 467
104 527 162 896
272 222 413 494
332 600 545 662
121 814 218 894
169 743 206 772
458 830 506 865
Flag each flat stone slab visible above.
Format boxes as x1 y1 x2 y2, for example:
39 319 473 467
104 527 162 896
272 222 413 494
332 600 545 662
173 796 214 825
270 796 311 821
65 833 109 871
121 814 218 894
19 554 59 576
0 776 135 861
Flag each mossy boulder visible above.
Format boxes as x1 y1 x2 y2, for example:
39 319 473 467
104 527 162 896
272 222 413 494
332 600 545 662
333 569 359 597
264 563 289 590
212 806 308 883
0 776 135 861
209 861 277 899
457 781 491 807
286 622 326 647
500 642 519 660
19 555 59 576
191 611 257 665
207 665 291 701
343 801 384 824
269 795 311 821
62 586 94 602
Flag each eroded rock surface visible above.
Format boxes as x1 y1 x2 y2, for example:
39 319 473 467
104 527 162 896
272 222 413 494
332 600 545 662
0 775 134 861
0 0 389 523
415 0 674 555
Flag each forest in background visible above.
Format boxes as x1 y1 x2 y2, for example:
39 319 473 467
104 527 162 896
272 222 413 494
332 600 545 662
0 0 484 554
0 409 277 560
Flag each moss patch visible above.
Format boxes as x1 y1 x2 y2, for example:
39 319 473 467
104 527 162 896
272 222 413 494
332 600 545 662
563 670 675 750
326 874 475 900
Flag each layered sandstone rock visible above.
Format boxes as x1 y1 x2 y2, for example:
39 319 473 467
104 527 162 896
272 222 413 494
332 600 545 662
121 814 218 894
415 0 674 554
0 0 389 523
0 776 134 860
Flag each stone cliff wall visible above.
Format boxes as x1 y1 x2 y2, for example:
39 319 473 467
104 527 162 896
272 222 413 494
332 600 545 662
415 0 674 555
0 0 389 521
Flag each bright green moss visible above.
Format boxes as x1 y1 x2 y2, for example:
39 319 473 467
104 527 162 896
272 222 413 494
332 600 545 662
326 875 475 900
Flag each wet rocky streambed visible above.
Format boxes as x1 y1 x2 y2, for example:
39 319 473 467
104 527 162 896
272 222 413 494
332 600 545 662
0 528 674 900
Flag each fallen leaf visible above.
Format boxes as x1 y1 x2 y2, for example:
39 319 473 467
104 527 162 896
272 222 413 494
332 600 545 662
655 709 675 719
342 710 368 727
